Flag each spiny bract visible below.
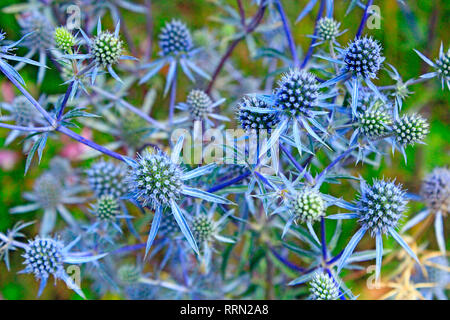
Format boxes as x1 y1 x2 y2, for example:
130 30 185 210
343 36 383 79
159 19 192 56
275 69 319 117
91 32 123 67
357 179 407 236
127 149 183 208
309 272 340 300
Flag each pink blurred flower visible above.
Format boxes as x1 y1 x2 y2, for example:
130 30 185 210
60 128 93 161
0 149 19 170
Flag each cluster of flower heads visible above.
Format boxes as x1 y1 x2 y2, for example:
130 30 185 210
0 0 447 302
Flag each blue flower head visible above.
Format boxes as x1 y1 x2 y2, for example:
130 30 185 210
159 19 193 56
420 167 450 214
19 12 54 51
357 179 407 236
90 31 123 67
393 113 429 147
357 108 392 139
316 18 341 42
237 97 280 133
127 149 183 208
343 36 383 79
186 89 213 120
275 68 319 117
87 161 129 198
288 187 325 224
435 46 450 86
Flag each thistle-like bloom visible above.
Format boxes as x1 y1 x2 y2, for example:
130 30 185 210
68 20 135 84
276 69 319 117
287 188 325 224
54 27 75 52
0 95 45 147
415 43 450 90
237 97 280 133
357 108 392 139
125 141 232 255
20 236 106 298
403 167 450 253
329 179 418 280
393 113 429 147
10 172 86 235
309 272 340 300
86 161 129 198
159 20 193 56
94 195 121 222
176 89 228 126
17 11 55 84
316 18 342 42
343 36 383 79
139 20 209 94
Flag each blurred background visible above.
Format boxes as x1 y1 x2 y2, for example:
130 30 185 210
0 0 448 299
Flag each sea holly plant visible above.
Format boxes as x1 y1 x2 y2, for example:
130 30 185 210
0 1 448 301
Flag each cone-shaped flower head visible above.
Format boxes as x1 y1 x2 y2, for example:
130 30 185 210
20 12 54 50
91 31 123 67
159 19 192 56
87 161 129 198
187 89 212 120
393 113 429 146
357 109 392 139
34 173 62 210
435 47 450 83
275 69 319 117
343 36 383 79
237 97 280 133
357 179 407 236
54 27 75 52
22 237 64 280
127 149 183 208
288 188 325 224
192 214 215 243
309 272 340 300
317 18 341 41
420 167 450 214
95 195 120 222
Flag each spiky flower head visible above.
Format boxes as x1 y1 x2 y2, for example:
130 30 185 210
343 36 383 79
117 264 141 285
357 179 408 236
86 161 129 198
20 12 54 50
186 89 212 120
435 47 450 83
34 173 62 209
91 32 123 67
95 195 120 222
357 109 392 139
317 18 341 41
10 96 40 126
393 113 429 146
237 97 280 133
420 167 450 215
275 69 319 117
288 188 325 224
192 214 215 243
159 19 193 56
54 27 75 52
127 149 183 208
309 272 340 300
22 237 64 280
